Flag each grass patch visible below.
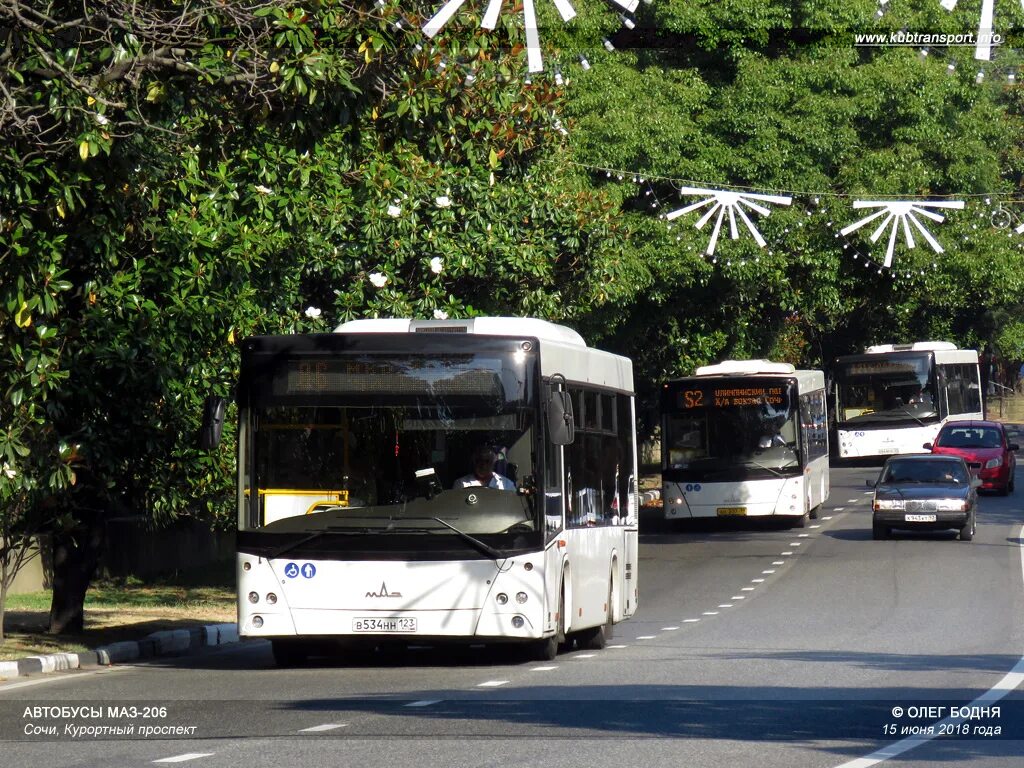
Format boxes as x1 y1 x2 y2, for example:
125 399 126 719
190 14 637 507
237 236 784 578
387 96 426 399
1 563 237 662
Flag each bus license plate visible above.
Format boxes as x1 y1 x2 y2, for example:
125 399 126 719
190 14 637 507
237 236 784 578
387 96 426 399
717 507 747 516
905 514 937 522
352 617 417 633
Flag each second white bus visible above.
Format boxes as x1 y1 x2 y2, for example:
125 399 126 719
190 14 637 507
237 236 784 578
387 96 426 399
661 360 829 527
832 342 982 460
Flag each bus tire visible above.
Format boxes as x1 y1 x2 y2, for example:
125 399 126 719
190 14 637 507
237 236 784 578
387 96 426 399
271 639 310 667
576 579 614 651
809 505 819 520
530 587 566 661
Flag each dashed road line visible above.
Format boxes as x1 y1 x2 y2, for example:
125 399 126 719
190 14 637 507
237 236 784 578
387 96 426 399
636 635 657 640
477 680 509 687
300 723 349 731
683 618 701 623
702 611 719 616
661 626 680 631
153 755 214 764
530 666 557 672
404 701 441 708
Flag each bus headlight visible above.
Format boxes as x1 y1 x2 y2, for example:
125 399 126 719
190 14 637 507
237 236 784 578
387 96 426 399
248 591 260 604
496 593 509 605
266 593 278 605
515 592 528 604
511 616 525 628
251 616 263 628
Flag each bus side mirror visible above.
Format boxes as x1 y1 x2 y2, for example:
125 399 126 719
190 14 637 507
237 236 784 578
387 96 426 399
199 395 227 449
548 389 575 446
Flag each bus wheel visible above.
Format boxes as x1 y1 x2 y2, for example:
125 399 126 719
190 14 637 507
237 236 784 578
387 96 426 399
530 588 566 661
576 580 614 651
809 505 819 520
271 639 309 667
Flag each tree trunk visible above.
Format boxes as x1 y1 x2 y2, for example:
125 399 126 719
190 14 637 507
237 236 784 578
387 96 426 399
48 515 105 635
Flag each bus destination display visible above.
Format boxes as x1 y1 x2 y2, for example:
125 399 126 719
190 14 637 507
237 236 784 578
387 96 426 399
676 386 786 409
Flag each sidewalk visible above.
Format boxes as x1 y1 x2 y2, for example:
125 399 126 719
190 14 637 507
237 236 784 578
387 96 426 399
0 623 239 681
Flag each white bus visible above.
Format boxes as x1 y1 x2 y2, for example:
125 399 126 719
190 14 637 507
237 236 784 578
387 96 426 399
660 360 829 527
210 317 638 664
832 342 982 460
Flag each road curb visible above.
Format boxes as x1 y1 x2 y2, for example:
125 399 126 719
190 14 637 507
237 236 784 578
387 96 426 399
0 623 239 681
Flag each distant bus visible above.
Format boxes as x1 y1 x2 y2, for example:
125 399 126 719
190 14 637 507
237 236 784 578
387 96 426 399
832 342 982 460
660 360 829 527
212 317 639 664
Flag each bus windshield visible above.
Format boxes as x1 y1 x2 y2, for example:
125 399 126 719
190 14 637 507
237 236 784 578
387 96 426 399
834 354 938 425
662 379 800 481
244 351 538 536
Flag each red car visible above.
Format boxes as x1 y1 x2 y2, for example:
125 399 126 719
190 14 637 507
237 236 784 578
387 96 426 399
925 420 1018 495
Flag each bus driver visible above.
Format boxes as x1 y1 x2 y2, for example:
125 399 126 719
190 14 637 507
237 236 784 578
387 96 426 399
453 445 516 491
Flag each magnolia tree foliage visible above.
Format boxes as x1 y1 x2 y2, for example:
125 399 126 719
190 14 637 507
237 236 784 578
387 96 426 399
0 0 633 632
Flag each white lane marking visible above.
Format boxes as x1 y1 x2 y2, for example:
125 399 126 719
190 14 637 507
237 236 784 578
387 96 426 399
751 578 765 583
300 723 349 731
797 533 810 538
0 665 129 692
636 635 657 640
822 515 834 520
762 570 776 574
718 604 733 608
662 626 680 631
832 508 844 512
832 523 1024 768
153 755 215 764
478 680 509 687
404 700 441 707
741 587 756 591
608 644 628 649
530 666 557 672
683 619 701 623
773 561 785 565
789 542 802 546
781 551 794 555
731 596 746 600
810 525 821 529
847 498 859 503
702 611 719 616
574 653 596 659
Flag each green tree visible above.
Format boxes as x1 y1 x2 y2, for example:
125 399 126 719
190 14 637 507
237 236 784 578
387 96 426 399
1 1 638 634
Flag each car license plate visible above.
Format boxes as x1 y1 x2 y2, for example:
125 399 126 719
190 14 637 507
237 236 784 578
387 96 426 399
904 514 937 522
717 507 747 516
352 617 417 633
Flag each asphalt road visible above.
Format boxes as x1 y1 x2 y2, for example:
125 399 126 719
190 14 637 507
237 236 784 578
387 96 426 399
2 467 1022 768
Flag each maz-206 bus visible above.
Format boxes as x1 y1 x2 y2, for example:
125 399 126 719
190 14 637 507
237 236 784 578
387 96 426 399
204 317 639 665
660 360 829 527
832 342 982 460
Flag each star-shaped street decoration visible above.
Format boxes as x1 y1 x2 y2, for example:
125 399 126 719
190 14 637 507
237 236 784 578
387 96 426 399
664 187 793 256
839 200 965 267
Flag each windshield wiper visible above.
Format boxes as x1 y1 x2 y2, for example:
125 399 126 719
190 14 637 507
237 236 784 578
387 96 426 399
430 517 503 561
746 460 799 478
268 527 366 560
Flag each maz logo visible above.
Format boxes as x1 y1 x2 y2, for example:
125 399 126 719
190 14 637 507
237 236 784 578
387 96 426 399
366 582 402 598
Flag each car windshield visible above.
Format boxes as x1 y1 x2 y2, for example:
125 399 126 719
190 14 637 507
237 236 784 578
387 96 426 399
936 426 1002 449
881 459 968 485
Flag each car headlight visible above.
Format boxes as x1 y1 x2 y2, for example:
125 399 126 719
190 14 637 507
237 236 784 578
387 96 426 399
985 457 1002 469
873 499 905 511
936 499 967 511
